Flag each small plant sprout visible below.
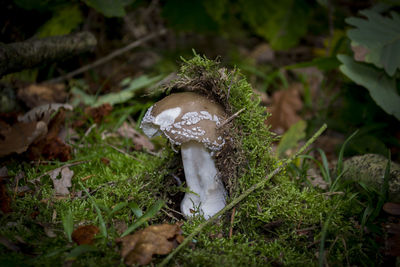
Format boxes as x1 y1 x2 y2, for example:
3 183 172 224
141 92 227 219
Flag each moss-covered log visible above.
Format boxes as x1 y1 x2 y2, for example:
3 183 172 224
0 32 97 77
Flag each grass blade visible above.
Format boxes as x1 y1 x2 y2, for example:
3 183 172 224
121 200 164 237
80 182 108 238
65 245 97 261
61 209 74 242
336 130 358 177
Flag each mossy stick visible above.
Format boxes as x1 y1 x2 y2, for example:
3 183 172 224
159 123 327 267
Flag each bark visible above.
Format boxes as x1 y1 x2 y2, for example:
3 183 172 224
0 31 97 77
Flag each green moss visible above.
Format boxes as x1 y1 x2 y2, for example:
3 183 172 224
0 55 376 266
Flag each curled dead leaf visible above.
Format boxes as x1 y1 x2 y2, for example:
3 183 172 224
116 223 184 266
27 109 72 162
72 225 100 245
18 103 72 124
0 120 47 157
17 83 67 108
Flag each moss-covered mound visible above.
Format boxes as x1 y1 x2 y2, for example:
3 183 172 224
0 55 373 266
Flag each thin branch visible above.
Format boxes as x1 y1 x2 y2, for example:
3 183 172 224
159 123 327 266
229 207 236 238
106 143 143 163
48 28 167 83
0 32 96 77
31 160 88 183
217 108 245 129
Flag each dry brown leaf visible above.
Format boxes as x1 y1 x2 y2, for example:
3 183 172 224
18 103 73 124
17 83 67 108
383 203 400 216
74 103 112 128
27 110 72 162
0 120 47 157
267 83 303 133
49 167 73 196
117 122 154 151
116 223 184 266
72 225 99 245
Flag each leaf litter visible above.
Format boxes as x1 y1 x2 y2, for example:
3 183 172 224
0 103 73 159
116 223 184 266
49 167 74 196
72 225 100 245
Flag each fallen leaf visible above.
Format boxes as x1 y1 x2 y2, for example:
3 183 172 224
384 222 400 256
114 220 128 235
18 103 73 124
100 157 110 165
17 83 67 108
72 225 99 245
0 120 47 158
116 223 184 266
383 203 400 216
27 110 72 162
49 167 73 196
74 103 112 127
117 122 154 151
249 43 275 64
267 83 303 134
307 168 328 190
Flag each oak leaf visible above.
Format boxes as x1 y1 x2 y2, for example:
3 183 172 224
72 225 100 245
116 223 184 266
267 83 303 133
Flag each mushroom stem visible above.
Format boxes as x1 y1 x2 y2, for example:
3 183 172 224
180 141 226 219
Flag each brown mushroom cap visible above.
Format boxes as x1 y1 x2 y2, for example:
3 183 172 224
141 92 227 151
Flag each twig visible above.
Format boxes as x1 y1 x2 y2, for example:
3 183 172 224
159 124 327 266
217 108 245 129
106 143 143 163
229 207 236 238
48 29 167 83
31 160 88 183
84 123 97 137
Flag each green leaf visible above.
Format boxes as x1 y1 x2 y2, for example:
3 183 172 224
83 0 134 17
109 202 128 216
80 183 107 238
276 120 306 157
346 9 400 76
338 54 400 120
70 75 163 107
336 130 358 177
65 245 97 261
61 209 74 242
284 57 340 71
240 0 310 50
121 200 164 237
129 202 143 218
37 5 83 38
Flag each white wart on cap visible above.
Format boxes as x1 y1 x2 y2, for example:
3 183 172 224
141 92 226 151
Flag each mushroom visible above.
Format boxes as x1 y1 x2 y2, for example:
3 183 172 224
140 92 227 218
